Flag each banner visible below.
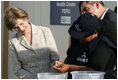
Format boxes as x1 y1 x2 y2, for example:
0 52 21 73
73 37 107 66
50 1 80 25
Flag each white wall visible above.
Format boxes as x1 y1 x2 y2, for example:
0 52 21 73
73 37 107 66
104 1 117 10
1 1 117 79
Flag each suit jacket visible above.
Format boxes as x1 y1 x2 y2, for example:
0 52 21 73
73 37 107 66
9 23 59 79
103 9 117 30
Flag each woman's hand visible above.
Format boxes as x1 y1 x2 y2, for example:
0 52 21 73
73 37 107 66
54 61 70 73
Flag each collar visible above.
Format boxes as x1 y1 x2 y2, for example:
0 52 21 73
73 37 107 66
17 23 36 49
100 8 109 20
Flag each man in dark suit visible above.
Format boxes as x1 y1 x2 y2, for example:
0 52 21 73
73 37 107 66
79 1 117 30
69 1 117 47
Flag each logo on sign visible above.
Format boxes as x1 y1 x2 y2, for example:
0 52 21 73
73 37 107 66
61 16 71 24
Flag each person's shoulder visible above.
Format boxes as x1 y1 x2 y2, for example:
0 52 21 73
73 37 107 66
104 9 117 27
106 9 116 17
9 33 19 44
94 40 116 60
31 23 50 31
95 41 115 52
40 26 50 31
107 9 115 13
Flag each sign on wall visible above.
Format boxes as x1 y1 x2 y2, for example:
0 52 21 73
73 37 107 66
50 1 80 25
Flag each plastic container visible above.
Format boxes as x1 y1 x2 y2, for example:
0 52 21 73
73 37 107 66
37 72 67 79
71 71 105 79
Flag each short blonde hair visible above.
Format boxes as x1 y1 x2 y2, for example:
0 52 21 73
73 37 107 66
4 7 29 30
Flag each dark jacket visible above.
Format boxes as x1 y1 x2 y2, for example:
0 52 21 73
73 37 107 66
103 9 117 30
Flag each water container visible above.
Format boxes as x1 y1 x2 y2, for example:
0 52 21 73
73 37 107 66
37 72 67 79
71 71 105 79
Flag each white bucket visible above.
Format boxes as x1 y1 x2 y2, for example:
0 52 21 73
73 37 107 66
37 72 67 79
71 71 105 79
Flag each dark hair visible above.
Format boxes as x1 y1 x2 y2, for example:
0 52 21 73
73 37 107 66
114 6 117 13
79 1 105 14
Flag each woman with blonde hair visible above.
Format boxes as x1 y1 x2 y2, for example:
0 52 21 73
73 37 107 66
4 7 59 79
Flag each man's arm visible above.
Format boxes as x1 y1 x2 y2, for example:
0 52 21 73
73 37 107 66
69 65 95 71
54 61 95 73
